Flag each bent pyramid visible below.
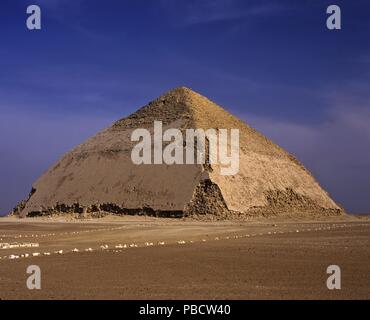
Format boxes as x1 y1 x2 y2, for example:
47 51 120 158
14 87 343 218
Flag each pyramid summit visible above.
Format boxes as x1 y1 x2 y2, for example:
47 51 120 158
13 87 343 218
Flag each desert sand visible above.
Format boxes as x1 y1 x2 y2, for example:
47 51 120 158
1 215 369 300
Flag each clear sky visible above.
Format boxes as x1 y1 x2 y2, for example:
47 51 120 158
1 0 369 215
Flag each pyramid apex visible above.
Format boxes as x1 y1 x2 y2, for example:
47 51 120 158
164 86 198 96
156 86 209 106
173 85 193 91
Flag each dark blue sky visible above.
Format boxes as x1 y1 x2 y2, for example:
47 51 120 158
1 0 370 214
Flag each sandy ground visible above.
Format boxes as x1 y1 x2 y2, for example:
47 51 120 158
0 215 369 300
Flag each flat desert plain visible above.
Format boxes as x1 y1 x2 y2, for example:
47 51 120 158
0 215 369 300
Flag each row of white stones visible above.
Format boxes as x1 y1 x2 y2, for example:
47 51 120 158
0 242 39 249
0 225 129 240
0 221 366 240
1 223 368 261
